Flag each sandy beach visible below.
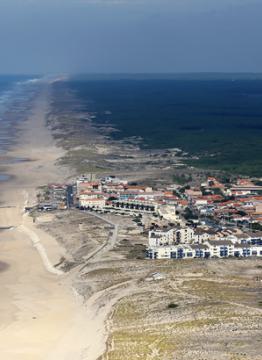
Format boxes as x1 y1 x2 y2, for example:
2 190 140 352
0 84 107 360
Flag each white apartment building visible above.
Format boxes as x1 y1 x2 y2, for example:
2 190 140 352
147 241 262 260
205 240 235 257
148 229 174 247
147 244 195 259
175 227 195 244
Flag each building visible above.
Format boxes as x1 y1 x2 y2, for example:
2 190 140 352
147 240 262 260
205 240 234 258
157 205 179 223
233 243 253 257
190 244 211 258
147 230 262 260
111 199 156 213
148 229 174 247
77 181 101 195
193 228 211 244
147 244 194 259
175 227 195 244
78 192 106 209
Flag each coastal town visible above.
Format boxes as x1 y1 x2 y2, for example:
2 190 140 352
1 0 262 356
33 173 262 262
1 80 262 360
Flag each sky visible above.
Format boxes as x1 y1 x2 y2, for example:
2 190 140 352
0 0 261 74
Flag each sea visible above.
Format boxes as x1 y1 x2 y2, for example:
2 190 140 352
55 76 262 177
0 75 40 182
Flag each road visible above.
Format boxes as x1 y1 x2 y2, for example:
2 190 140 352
66 185 74 208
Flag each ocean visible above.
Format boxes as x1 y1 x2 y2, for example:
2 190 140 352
0 75 40 181
57 78 262 177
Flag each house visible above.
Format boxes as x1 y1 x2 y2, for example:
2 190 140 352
195 199 208 207
77 181 101 195
102 176 128 185
193 228 211 244
185 188 202 198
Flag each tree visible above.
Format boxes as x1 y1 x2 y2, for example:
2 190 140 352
183 207 198 220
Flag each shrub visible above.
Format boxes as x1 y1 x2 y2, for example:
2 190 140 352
167 302 179 309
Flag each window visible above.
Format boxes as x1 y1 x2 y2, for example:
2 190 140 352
220 250 228 257
177 249 184 258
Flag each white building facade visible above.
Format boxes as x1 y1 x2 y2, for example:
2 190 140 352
147 239 262 260
148 229 174 247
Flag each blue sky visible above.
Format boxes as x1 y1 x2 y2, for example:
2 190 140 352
0 0 261 74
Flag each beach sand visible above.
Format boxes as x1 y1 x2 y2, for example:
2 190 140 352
0 84 107 360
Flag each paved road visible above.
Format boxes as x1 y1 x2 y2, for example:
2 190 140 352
66 185 74 208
